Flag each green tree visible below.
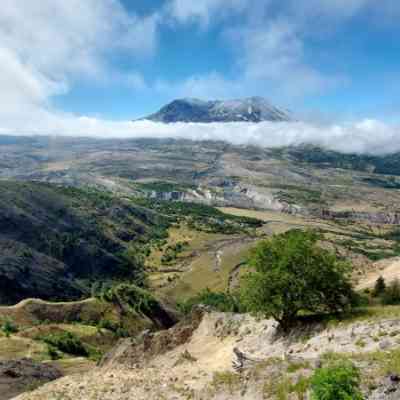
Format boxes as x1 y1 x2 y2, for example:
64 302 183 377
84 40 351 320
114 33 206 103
372 276 386 297
241 230 355 331
310 361 363 400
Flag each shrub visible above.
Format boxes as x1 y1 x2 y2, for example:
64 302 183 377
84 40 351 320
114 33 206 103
177 289 241 315
382 279 400 305
310 361 363 400
47 344 61 360
97 319 129 338
373 276 386 297
41 332 88 357
241 230 355 331
97 318 118 332
1 318 19 337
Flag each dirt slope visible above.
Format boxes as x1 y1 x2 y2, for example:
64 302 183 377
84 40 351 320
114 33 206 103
357 257 400 290
14 307 400 400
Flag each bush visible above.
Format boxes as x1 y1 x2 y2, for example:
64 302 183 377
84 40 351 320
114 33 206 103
241 230 356 331
373 276 386 297
1 318 19 337
310 361 363 400
47 344 61 360
97 319 129 338
177 289 241 315
41 332 88 357
382 279 400 305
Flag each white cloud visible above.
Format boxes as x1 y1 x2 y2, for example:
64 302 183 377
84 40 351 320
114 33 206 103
0 0 160 142
0 0 158 118
167 0 247 26
164 0 398 101
231 19 340 98
2 111 399 156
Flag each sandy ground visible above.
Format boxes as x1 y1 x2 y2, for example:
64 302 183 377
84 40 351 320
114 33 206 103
357 257 400 290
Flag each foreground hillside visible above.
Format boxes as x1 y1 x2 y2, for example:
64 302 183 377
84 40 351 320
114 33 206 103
0 181 167 304
4 137 400 399
15 307 400 400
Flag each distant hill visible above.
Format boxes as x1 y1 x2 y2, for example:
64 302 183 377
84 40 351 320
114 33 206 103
141 97 292 123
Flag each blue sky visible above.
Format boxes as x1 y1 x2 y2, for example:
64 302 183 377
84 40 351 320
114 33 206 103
48 0 400 121
0 0 399 153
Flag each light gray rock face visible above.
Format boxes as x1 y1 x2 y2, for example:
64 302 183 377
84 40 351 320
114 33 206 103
142 97 292 123
368 375 400 400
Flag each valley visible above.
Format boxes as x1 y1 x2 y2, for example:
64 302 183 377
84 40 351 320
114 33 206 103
2 136 400 398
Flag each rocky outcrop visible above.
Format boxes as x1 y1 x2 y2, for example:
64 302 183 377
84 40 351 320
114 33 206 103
368 375 400 400
319 209 400 225
100 305 207 369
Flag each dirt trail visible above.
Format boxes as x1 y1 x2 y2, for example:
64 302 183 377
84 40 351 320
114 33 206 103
357 257 400 290
0 298 94 310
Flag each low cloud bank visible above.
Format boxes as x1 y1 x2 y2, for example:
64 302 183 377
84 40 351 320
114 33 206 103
1 112 399 156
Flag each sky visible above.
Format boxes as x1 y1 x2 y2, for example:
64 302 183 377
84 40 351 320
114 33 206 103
0 0 400 154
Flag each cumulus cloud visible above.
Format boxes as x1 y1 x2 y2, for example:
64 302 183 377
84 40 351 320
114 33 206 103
163 0 398 101
229 19 344 98
0 0 157 121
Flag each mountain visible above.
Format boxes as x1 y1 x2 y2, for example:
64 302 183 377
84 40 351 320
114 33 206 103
142 97 292 123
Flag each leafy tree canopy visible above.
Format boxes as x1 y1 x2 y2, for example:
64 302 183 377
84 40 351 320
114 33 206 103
241 230 355 331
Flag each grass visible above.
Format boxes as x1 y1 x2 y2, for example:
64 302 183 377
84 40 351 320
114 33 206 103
47 357 96 376
211 371 242 394
0 336 48 361
147 225 234 269
287 361 311 373
0 298 119 328
160 241 254 301
263 375 311 400
150 222 256 300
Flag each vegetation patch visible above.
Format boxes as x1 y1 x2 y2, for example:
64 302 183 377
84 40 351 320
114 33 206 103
310 361 363 400
1 318 19 337
40 332 88 357
177 289 241 315
132 198 263 234
240 230 356 331
276 186 326 206
135 180 196 193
